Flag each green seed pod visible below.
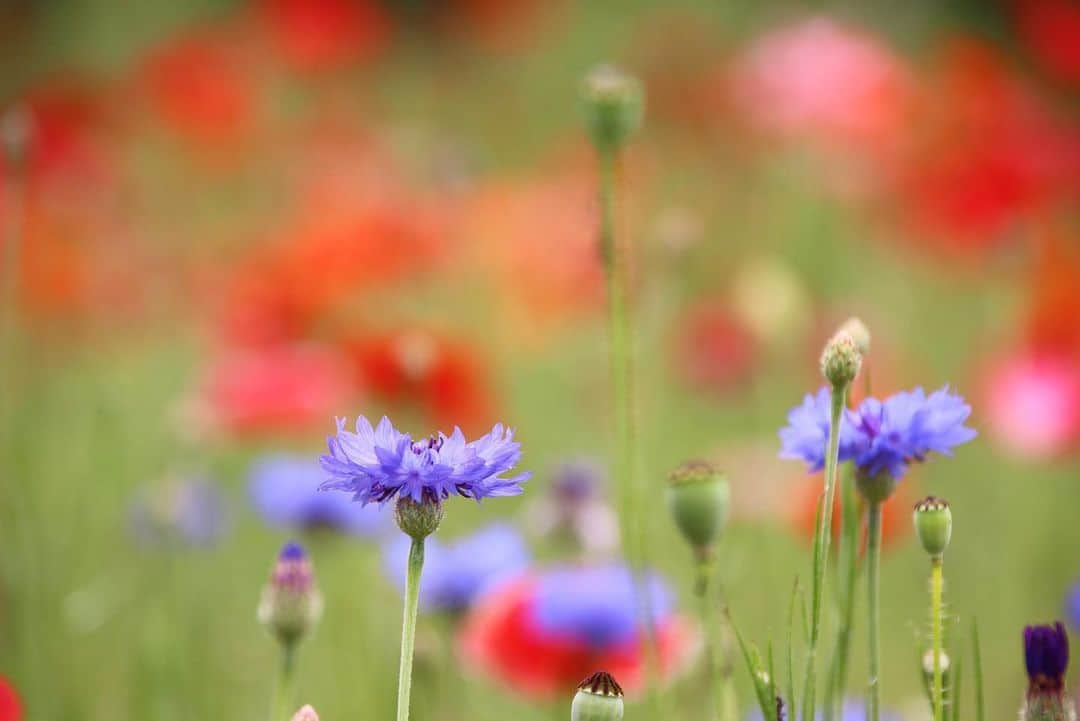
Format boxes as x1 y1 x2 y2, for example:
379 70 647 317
395 496 445 540
820 331 862 388
572 672 624 721
913 496 952 559
580 65 643 155
855 468 896 506
666 460 730 552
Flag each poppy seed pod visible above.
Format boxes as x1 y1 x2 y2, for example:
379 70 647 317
571 672 624 721
581 65 643 155
913 496 952 558
666 460 730 553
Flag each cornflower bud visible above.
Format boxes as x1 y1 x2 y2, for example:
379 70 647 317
581 65 643 155
258 542 323 646
1022 623 1074 721
820 331 862 389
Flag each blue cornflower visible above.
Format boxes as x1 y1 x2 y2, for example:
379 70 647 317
249 454 389 536
532 564 673 648
779 386 976 479
382 523 530 612
1064 580 1080 632
129 475 229 549
320 416 529 505
778 388 859 472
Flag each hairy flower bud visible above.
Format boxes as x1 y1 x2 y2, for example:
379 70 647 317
580 65 643 155
1023 623 1074 721
258 542 323 646
913 496 952 559
820 331 862 388
837 317 871 357
395 496 445 539
572 671 624 721
666 460 730 553
291 705 319 721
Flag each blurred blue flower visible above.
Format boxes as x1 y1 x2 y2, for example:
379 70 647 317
747 698 902 721
129 475 228 549
383 523 529 612
249 454 388 536
320 415 530 505
531 564 673 648
779 386 975 478
1065 580 1080 631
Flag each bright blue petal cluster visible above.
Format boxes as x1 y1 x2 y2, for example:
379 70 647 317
383 523 530 612
320 416 530 505
250 454 389 536
531 564 673 648
779 386 976 479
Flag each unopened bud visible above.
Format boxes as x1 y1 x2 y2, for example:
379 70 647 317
666 460 730 553
258 542 323 646
291 705 319 721
820 331 862 388
572 671 624 721
581 65 643 155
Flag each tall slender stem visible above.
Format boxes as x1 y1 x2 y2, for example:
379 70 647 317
396 537 425 721
598 146 661 719
866 502 883 721
930 558 944 721
271 643 297 721
824 468 860 721
801 385 846 721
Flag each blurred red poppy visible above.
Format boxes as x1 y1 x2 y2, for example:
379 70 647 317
139 30 257 147
672 300 757 395
893 39 1078 255
192 344 353 437
982 350 1080 459
459 576 697 698
338 328 497 433
256 0 390 72
0 676 21 721
1014 0 1080 86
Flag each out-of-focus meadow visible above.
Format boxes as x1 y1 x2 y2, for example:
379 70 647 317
2 1 1080 720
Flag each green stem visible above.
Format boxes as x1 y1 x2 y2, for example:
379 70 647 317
597 146 661 718
801 384 847 721
824 469 860 721
271 643 297 721
866 502 883 721
396 537 425 721
930 558 944 721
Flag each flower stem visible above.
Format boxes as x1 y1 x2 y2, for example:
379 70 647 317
866 501 883 721
271 642 297 721
801 384 847 721
696 556 737 721
597 145 662 718
396 537 425 721
930 557 944 721
824 468 860 721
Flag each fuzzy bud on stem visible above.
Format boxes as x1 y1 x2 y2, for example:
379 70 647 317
581 65 643 155
258 542 323 647
820 331 862 389
572 672 625 721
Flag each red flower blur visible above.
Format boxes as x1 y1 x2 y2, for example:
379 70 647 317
790 473 915 552
728 18 913 152
139 30 257 148
459 576 697 699
672 300 757 395
1014 0 1080 86
190 344 353 437
893 40 1078 255
256 0 390 72
0 676 21 721
220 197 446 346
983 351 1080 458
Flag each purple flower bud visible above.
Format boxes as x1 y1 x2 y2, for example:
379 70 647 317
1025 622 1069 693
258 542 323 646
